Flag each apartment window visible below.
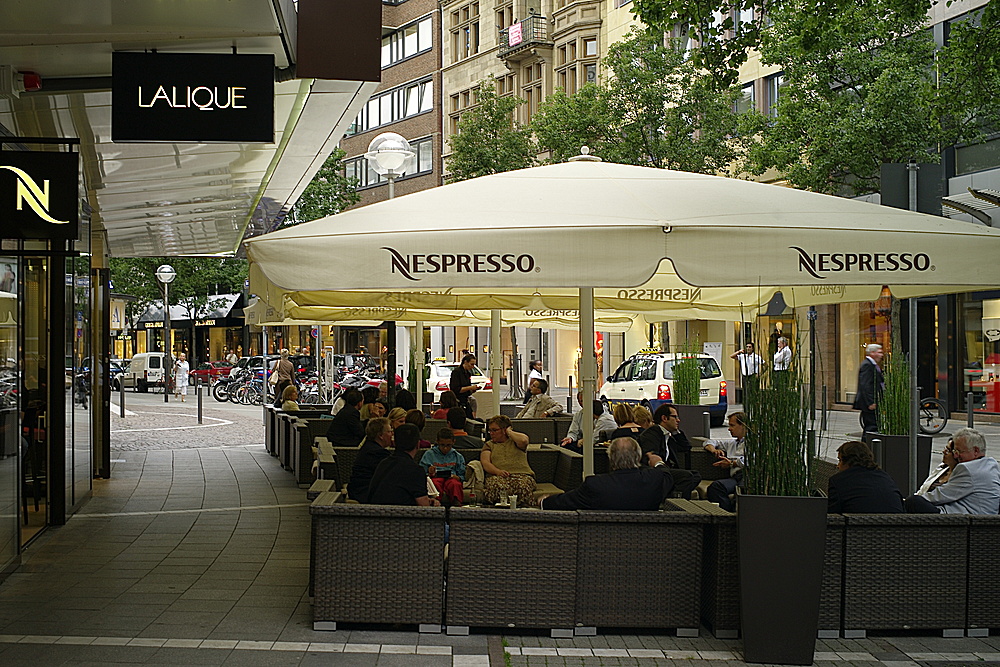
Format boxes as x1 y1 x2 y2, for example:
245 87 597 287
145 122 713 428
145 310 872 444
496 1 513 30
382 16 433 68
451 2 480 62
614 0 632 7
346 78 434 136
583 38 597 57
734 6 754 35
345 136 434 189
584 64 597 84
766 73 784 117
735 82 755 114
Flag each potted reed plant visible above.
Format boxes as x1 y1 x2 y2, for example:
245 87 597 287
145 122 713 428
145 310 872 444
738 327 826 665
670 339 711 438
864 333 932 496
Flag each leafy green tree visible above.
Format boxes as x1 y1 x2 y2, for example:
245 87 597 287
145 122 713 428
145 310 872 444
446 77 536 182
531 84 613 164
111 257 248 330
533 28 747 173
289 148 360 224
631 0 933 87
631 0 1000 195
744 0 941 195
602 28 744 172
936 0 1000 143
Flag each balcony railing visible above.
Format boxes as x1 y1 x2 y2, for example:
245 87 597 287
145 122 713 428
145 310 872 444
498 14 552 58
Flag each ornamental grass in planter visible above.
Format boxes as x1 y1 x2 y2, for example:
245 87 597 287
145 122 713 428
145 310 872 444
671 338 708 436
739 328 825 666
866 333 932 496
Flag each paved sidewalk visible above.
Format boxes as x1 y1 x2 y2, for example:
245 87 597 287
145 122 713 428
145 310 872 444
1 400 998 665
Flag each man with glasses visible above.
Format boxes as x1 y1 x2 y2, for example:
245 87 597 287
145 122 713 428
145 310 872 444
639 404 700 499
904 428 1000 514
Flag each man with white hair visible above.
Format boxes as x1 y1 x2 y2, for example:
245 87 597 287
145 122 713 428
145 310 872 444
539 437 674 511
904 428 1000 514
853 343 884 433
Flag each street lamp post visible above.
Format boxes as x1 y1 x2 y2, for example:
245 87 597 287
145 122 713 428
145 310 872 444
156 264 176 404
365 133 414 406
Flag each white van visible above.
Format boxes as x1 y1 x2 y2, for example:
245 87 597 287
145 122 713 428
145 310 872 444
123 352 168 392
599 351 728 426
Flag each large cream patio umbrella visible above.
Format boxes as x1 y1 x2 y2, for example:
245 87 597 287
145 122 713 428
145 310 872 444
246 159 1000 476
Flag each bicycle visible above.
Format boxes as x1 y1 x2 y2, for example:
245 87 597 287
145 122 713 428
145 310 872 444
918 397 948 435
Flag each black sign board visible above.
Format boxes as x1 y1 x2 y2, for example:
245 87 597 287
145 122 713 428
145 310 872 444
0 151 79 240
112 52 275 143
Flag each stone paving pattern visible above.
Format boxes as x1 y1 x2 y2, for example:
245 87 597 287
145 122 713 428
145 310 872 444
0 392 996 665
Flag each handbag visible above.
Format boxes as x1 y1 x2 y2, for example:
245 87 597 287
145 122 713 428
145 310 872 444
268 371 279 385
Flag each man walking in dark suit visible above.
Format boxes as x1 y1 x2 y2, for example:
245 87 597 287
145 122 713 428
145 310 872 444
638 404 700 499
853 343 884 433
540 437 674 510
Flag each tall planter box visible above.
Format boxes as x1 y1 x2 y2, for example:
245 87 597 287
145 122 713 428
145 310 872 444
863 432 932 496
673 404 711 438
739 495 826 665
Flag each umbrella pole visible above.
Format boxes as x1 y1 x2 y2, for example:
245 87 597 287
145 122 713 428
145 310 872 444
490 310 502 419
415 321 424 413
580 288 596 478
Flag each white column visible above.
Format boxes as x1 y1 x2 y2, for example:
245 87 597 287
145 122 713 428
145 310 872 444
490 309 502 418
261 326 268 424
414 321 424 412
580 288 596 478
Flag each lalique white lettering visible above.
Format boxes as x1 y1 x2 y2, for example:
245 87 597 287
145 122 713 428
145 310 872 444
137 86 248 111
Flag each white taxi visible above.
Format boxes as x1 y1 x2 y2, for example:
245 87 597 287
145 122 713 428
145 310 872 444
599 351 728 426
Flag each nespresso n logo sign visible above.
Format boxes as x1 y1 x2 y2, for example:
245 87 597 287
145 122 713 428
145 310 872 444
384 247 538 281
138 86 248 111
0 165 68 224
791 246 933 280
112 52 274 143
0 152 79 241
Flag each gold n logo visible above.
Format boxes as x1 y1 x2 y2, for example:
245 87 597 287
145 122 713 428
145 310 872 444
0 165 69 224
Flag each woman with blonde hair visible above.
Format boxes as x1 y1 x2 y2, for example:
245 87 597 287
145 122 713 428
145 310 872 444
610 402 644 441
387 407 408 429
632 405 654 430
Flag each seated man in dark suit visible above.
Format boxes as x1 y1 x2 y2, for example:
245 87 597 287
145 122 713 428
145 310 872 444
326 389 365 447
638 404 700 499
347 417 393 502
827 440 904 513
447 407 483 449
540 437 674 510
368 424 439 506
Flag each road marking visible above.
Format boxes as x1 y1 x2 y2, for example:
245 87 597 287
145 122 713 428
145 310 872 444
111 412 233 432
110 401 137 416
74 502 310 518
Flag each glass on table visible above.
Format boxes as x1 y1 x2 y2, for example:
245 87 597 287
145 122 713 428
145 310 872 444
499 490 509 506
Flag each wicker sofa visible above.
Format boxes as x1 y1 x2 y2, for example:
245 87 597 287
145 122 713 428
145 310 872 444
310 497 446 631
309 493 1000 637
310 497 708 634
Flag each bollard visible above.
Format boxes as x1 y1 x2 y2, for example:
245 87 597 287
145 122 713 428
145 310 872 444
871 438 883 468
807 428 816 460
967 392 974 428
567 395 573 414
198 379 203 425
702 411 711 437
821 385 828 431
120 377 126 419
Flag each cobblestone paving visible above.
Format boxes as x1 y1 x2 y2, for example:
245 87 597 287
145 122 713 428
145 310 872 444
110 391 266 451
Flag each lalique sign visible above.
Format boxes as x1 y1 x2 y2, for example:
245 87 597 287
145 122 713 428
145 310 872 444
112 52 275 143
